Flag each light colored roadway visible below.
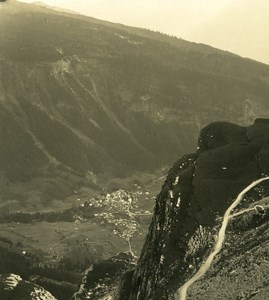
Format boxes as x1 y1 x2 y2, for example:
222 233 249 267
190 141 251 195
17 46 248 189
175 177 269 300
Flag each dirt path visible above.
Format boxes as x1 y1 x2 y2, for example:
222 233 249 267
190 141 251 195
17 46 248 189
175 176 269 300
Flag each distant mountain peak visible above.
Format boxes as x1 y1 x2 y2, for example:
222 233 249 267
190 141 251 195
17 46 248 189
31 1 48 6
31 0 80 15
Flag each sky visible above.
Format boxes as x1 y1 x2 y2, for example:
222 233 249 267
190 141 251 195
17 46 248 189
18 0 269 64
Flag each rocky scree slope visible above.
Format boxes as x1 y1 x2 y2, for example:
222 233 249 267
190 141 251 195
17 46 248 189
2 1 269 206
118 119 269 299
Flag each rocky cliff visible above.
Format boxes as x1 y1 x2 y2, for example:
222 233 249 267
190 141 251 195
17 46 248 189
119 119 269 299
2 1 269 208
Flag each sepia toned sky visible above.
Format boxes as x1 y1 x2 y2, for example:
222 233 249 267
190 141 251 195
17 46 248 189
18 0 269 64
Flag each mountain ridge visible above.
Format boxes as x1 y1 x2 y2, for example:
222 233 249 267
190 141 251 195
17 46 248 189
14 0 269 67
1 1 269 210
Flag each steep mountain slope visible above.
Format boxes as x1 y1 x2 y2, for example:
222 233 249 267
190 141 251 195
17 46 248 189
118 119 269 299
1 1 269 207
185 212 269 299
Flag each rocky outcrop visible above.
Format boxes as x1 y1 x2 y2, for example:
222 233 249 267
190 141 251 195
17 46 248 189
73 252 134 300
0 273 57 300
119 119 269 299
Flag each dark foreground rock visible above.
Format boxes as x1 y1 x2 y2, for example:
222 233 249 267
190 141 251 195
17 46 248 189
0 273 57 300
73 252 135 300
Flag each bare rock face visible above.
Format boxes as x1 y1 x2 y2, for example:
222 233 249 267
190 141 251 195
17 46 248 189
118 119 269 299
0 273 57 300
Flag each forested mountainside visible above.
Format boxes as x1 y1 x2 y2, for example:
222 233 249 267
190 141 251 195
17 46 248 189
118 119 269 300
1 1 269 208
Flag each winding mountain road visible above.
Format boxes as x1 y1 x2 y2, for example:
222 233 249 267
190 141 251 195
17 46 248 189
175 176 269 300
